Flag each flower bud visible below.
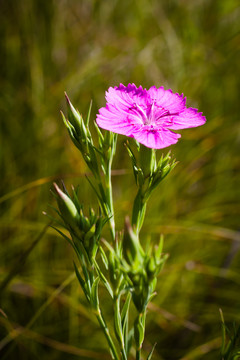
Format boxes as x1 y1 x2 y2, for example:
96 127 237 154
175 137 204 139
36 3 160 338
122 217 144 269
53 183 81 236
146 257 156 278
65 92 83 137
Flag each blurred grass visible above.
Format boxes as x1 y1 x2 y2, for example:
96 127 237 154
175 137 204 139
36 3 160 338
0 0 240 359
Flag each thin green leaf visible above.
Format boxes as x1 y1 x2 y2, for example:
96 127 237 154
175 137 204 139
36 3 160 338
134 314 145 349
73 261 90 302
91 277 100 310
86 100 93 127
147 342 157 360
121 292 132 354
85 175 102 204
51 226 73 247
71 186 81 211
43 209 66 229
99 245 109 269
127 327 134 357
121 292 131 325
93 259 113 298
114 296 125 350
94 121 104 143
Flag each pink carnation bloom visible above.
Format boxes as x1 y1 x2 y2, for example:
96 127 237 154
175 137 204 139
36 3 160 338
96 83 206 149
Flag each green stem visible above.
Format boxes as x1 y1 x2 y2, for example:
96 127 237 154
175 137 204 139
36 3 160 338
134 311 146 360
96 307 120 360
105 157 115 241
136 347 141 360
114 296 127 360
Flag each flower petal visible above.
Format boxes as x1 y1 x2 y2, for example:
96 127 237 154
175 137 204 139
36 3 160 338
168 107 206 130
106 84 148 110
148 86 186 113
96 83 206 149
132 126 181 149
96 107 133 136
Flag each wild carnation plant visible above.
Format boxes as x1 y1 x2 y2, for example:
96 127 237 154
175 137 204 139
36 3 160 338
50 84 206 360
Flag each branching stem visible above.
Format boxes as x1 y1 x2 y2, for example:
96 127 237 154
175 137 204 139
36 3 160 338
96 308 120 360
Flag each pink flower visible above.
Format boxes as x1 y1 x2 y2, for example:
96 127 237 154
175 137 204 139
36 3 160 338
96 84 206 149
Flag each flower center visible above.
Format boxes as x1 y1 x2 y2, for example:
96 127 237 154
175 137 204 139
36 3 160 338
130 101 176 126
130 103 149 124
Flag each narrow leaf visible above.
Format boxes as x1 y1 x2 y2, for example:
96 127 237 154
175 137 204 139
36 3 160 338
114 296 124 346
85 175 102 204
86 100 93 127
73 262 90 301
93 259 113 298
121 292 132 354
99 246 109 269
147 342 157 360
91 277 100 310
121 292 132 325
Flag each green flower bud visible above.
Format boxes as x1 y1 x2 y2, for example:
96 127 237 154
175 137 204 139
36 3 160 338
146 257 156 279
84 223 96 243
123 217 144 268
65 92 83 137
54 183 81 236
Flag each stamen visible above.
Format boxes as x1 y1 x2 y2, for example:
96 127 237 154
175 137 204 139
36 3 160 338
130 103 148 125
148 101 155 124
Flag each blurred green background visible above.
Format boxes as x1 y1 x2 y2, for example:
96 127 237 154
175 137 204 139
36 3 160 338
0 0 240 359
